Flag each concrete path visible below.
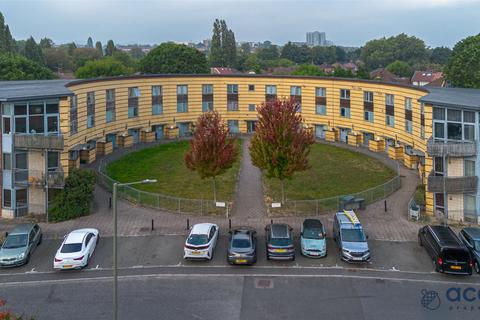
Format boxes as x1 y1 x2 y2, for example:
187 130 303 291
230 138 266 219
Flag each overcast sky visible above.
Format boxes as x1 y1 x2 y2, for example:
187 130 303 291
1 0 479 48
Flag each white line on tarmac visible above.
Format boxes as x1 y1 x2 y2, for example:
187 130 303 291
0 272 479 288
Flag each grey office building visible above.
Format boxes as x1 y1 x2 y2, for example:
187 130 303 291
306 31 326 46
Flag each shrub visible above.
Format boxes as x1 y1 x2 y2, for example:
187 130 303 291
48 169 96 222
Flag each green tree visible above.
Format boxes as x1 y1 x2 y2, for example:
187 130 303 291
386 60 413 77
430 46 452 65
311 46 337 65
39 37 53 49
291 64 325 76
112 50 138 69
44 47 74 71
0 52 55 80
140 42 208 74
67 42 77 55
48 169 96 222
242 54 262 73
95 41 103 56
257 45 279 61
444 34 480 88
86 36 94 48
24 36 44 64
280 42 311 63
0 12 15 53
249 98 315 203
209 19 222 66
75 57 134 78
129 45 145 59
332 67 355 78
185 111 238 202
208 19 236 67
72 47 101 69
105 39 116 56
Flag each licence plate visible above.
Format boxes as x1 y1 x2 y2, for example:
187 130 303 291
451 265 461 270
192 251 202 255
274 249 287 253
309 252 319 256
236 259 247 264
63 265 73 269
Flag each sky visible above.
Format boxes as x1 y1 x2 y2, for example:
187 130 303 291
1 0 479 48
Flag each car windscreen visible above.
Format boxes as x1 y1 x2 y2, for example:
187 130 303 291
444 249 469 261
187 234 209 246
341 229 366 242
2 234 28 249
61 243 83 253
270 238 292 246
232 238 251 248
303 228 325 240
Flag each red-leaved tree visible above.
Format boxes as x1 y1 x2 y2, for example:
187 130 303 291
249 98 315 203
185 111 238 202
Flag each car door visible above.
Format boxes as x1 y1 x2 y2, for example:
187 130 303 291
208 226 216 254
423 228 436 259
28 229 37 254
84 233 93 258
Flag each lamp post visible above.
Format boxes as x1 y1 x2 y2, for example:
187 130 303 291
112 179 156 320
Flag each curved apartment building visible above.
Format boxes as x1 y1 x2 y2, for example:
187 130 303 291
1 75 480 223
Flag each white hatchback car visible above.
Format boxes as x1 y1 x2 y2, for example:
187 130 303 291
53 228 99 270
184 223 219 260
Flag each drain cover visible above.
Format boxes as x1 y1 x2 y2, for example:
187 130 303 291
254 279 274 289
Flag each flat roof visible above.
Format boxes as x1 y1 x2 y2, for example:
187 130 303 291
0 80 73 102
419 87 480 110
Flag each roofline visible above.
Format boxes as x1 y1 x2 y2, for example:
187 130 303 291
65 73 430 93
1 93 73 102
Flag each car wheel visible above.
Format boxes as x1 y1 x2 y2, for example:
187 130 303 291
292 256 295 262
418 234 423 247
38 234 43 245
25 254 30 265
96 235 100 245
84 257 89 268
433 259 439 272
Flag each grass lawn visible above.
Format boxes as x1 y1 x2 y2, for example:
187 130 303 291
106 140 241 201
265 143 396 201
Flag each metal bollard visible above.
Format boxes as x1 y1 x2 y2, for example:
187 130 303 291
151 219 154 231
270 219 273 225
186 218 190 230
229 218 231 230
384 200 387 212
109 197 112 209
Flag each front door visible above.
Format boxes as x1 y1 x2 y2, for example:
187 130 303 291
178 123 190 137
315 125 326 139
106 133 117 149
246 121 256 134
128 129 140 144
363 133 373 146
153 125 164 140
340 128 350 143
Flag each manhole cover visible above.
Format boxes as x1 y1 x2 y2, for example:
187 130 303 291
254 279 274 289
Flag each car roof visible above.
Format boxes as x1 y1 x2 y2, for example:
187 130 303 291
463 227 480 240
9 223 35 235
336 212 362 230
303 219 323 229
270 224 289 238
64 230 90 244
429 225 464 249
191 223 214 235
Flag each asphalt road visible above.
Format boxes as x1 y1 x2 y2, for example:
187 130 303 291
1 235 479 320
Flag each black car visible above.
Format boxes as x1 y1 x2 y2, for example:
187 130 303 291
265 223 295 261
459 227 480 274
227 228 257 265
418 225 473 275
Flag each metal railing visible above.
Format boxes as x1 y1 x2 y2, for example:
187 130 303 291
13 169 65 188
426 137 476 157
96 159 232 216
427 171 478 194
14 133 64 150
267 174 401 216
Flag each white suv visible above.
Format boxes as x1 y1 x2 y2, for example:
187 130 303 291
184 223 219 260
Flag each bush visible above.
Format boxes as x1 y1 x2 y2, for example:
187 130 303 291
48 169 96 222
0 53 55 80
75 57 134 79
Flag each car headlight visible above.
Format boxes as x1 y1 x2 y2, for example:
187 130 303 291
342 249 350 255
17 252 25 260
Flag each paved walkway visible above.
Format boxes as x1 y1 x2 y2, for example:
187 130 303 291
230 138 265 219
0 141 427 242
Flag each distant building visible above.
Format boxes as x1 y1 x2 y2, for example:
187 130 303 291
210 67 239 75
370 68 410 85
411 71 444 87
116 44 153 53
306 31 326 47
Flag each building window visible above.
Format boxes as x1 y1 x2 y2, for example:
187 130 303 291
364 91 373 102
87 92 95 128
177 85 188 113
340 89 350 100
433 107 445 120
3 189 11 208
128 87 139 118
405 97 412 110
47 151 59 170
316 105 327 115
420 103 425 139
340 89 350 117
70 95 77 135
106 89 116 123
3 153 11 170
227 120 239 133
464 159 475 176
202 84 214 112
227 84 239 111
290 86 302 112
364 111 374 122
405 120 412 133
386 115 395 127
152 85 163 115
248 104 256 112
386 94 394 106
363 91 374 122
265 85 277 103
248 84 255 92
340 107 350 118
464 194 476 216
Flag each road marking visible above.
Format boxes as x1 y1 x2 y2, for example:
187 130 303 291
0 272 479 288
25 268 36 273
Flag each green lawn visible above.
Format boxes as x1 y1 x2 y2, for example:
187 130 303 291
106 140 241 201
265 143 396 201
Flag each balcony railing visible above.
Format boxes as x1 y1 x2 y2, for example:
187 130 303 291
14 169 65 188
427 172 478 194
427 137 476 157
14 134 64 150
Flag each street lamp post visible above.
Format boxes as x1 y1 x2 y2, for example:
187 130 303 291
112 179 156 320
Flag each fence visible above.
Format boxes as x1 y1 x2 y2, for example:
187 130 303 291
96 157 232 216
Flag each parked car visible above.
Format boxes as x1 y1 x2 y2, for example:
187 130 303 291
0 223 42 267
184 223 219 260
227 228 257 265
265 223 295 261
53 228 99 270
301 219 327 258
333 210 370 263
418 225 473 275
458 227 480 274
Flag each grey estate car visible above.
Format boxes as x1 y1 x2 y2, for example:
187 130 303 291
0 224 42 267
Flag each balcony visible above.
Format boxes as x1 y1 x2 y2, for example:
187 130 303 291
14 169 65 189
14 134 64 150
427 137 476 157
427 172 478 194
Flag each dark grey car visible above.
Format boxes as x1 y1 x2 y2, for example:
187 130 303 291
227 228 257 265
459 227 480 274
265 223 295 261
0 223 42 267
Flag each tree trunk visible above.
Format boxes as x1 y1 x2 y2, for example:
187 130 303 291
213 176 217 203
281 179 285 204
